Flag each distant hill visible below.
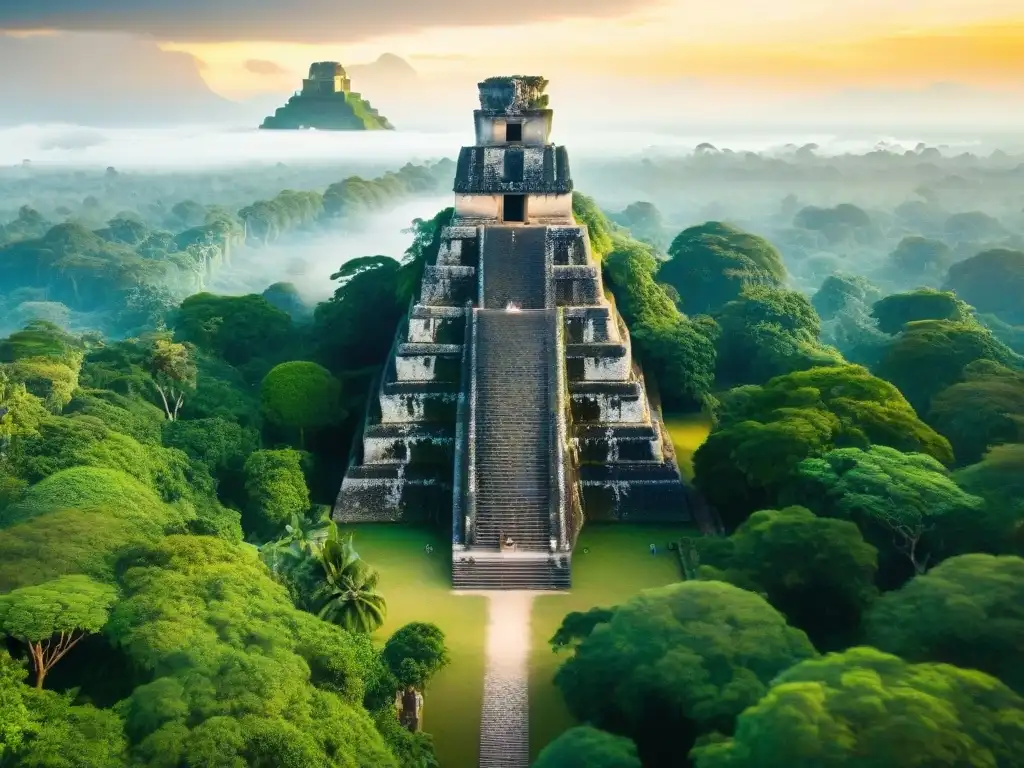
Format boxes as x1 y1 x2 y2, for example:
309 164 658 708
348 53 419 92
0 32 237 126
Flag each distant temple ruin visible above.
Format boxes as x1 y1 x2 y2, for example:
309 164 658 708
260 62 393 131
334 76 689 589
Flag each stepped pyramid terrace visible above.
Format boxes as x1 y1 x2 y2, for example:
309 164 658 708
260 62 393 131
334 75 691 591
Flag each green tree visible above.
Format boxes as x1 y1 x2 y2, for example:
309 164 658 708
0 575 117 689
117 283 178 334
313 533 387 635
533 726 642 768
794 203 872 230
713 286 842 386
143 336 196 421
548 607 617 651
552 580 816 767
64 389 164 444
888 235 954 281
812 273 882 322
691 647 1024 768
0 370 49 448
170 199 207 228
603 238 718 409
662 222 787 315
866 554 1024 694
693 365 953 525
1 650 32 761
0 321 83 365
929 361 1024 464
262 281 310 319
944 210 1007 242
313 257 404 372
953 443 1024 554
397 207 456 304
162 415 258 478
383 622 450 728
260 361 343 448
8 683 128 767
173 292 294 368
873 319 1021 414
572 193 618 259
695 506 877 649
944 247 1024 325
383 622 450 694
0 465 191 531
106 534 397 767
789 445 985 577
1 321 86 413
100 214 150 246
632 320 718 411
0 485 191 592
178 350 262 427
613 201 667 249
15 414 214 506
871 288 973 335
257 512 332 610
242 449 310 537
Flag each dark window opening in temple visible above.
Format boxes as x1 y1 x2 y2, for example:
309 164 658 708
505 122 523 142
504 194 525 222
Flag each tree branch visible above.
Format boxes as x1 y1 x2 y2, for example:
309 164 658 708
153 382 173 420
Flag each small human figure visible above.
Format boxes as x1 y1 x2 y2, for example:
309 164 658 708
649 543 657 556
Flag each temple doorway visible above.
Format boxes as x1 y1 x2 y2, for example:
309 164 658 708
505 122 523 142
503 194 525 223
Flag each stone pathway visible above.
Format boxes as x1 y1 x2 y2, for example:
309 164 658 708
478 591 534 768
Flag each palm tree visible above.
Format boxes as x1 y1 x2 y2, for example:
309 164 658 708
313 533 387 634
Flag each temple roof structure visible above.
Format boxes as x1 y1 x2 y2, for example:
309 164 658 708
259 61 393 131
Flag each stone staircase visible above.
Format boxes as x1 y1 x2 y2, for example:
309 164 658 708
481 227 548 309
472 309 554 552
452 551 570 590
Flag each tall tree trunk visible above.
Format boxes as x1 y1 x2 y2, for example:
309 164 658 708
400 687 420 732
30 642 46 689
154 383 173 420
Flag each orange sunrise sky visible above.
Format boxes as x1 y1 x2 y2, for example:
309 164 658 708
151 0 1024 99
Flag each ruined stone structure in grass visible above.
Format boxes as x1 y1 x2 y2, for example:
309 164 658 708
260 62 393 131
333 76 690 590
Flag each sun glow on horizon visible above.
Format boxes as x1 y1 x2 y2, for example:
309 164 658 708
153 2 1024 100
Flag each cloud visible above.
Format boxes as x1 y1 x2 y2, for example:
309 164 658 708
0 0 645 43
244 59 289 76
207 198 451 303
0 32 236 125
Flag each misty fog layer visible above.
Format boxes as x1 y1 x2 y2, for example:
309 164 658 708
2 121 1023 351
0 124 1003 170
207 197 451 302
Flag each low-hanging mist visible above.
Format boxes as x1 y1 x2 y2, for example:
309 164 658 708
207 197 452 303
0 123 1003 171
